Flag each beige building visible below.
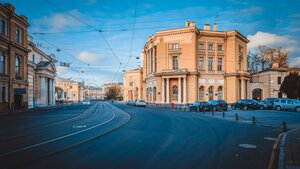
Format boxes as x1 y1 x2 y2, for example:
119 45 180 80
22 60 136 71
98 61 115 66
0 3 30 111
250 67 300 100
123 66 143 101
27 35 56 108
55 76 84 102
83 86 103 100
142 21 250 104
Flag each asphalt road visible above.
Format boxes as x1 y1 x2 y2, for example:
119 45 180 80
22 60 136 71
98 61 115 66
0 101 284 169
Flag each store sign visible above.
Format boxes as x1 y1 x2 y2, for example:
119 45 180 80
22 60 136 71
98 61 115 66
14 88 26 95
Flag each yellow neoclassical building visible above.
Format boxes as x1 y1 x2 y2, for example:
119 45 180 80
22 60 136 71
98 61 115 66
142 21 250 104
123 66 143 101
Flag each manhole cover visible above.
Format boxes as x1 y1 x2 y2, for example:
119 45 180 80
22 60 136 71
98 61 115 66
264 137 277 141
239 144 257 149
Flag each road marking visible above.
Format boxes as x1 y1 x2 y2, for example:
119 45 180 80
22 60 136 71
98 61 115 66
72 125 87 128
238 144 257 149
264 137 277 141
0 105 115 157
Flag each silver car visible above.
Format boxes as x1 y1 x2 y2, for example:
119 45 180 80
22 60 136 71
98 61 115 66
273 98 300 112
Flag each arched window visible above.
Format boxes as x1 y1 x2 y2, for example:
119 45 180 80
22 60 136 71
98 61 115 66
208 86 214 100
172 85 178 100
15 56 21 77
199 86 204 100
217 86 223 100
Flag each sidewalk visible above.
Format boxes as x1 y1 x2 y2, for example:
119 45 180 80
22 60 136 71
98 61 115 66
0 102 75 115
285 129 300 169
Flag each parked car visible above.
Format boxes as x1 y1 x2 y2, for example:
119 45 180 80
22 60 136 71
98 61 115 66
257 101 267 110
231 99 260 110
188 101 208 111
135 100 146 107
273 98 300 112
82 99 91 106
263 98 277 109
207 100 228 111
126 100 133 105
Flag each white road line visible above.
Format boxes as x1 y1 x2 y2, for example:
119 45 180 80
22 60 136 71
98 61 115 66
264 137 277 141
0 105 115 157
238 144 257 149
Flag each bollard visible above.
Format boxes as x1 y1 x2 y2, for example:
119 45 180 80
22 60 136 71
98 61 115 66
196 108 199 112
282 122 287 132
222 111 225 118
252 116 256 125
212 109 215 116
235 113 238 120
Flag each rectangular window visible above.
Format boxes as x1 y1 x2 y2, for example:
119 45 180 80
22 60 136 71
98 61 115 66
172 43 179 49
0 20 6 35
2 86 7 103
278 77 281 85
172 56 178 69
16 29 21 43
0 54 5 74
208 57 213 71
198 43 204 50
217 58 222 71
198 57 205 70
217 45 222 51
208 44 213 50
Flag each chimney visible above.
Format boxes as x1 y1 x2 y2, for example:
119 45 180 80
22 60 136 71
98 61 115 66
20 15 28 22
204 24 210 30
185 21 195 28
213 23 217 31
4 3 15 13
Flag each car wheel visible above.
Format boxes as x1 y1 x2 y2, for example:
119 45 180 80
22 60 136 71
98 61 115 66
276 106 282 111
260 106 264 110
243 106 248 110
295 107 300 112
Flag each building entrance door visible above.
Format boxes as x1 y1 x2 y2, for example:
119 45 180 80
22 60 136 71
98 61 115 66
208 86 214 100
14 94 23 109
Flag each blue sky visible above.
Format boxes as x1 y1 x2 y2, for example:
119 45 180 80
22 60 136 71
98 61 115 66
5 0 300 86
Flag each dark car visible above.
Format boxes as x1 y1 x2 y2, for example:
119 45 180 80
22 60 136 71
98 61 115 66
188 101 208 111
263 98 277 109
207 100 228 111
231 99 260 110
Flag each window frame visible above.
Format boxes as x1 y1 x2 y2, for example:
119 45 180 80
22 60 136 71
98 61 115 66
172 56 179 70
172 43 179 49
15 56 21 77
217 58 222 71
217 45 222 51
0 19 7 36
208 57 213 71
198 56 205 70
208 44 213 50
277 76 282 85
0 54 6 74
16 28 21 43
198 43 205 50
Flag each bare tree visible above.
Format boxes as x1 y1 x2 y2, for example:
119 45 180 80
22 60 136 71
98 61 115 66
257 46 272 71
274 47 289 68
105 86 121 100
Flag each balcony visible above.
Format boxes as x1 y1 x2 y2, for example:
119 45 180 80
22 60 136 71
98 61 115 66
158 68 189 76
0 73 9 79
168 48 182 54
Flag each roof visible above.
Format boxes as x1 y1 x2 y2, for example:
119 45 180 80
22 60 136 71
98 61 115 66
55 76 77 83
251 67 300 75
36 61 51 68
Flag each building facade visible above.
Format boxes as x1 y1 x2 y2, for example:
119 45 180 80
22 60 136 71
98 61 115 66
0 3 30 111
123 66 143 101
55 76 84 102
250 67 300 100
142 21 250 104
27 35 56 108
83 86 103 100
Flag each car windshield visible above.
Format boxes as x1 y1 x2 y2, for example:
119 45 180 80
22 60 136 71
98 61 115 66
193 102 200 105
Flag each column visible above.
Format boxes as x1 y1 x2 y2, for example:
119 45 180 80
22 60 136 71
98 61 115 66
178 77 182 103
152 48 155 73
166 78 170 103
183 77 187 103
241 79 245 99
162 79 165 103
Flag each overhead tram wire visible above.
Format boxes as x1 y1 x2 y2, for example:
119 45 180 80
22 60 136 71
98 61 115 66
44 0 122 65
123 0 138 71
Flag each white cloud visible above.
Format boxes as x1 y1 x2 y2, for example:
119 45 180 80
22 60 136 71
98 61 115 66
76 51 103 63
247 31 300 52
289 57 300 68
33 9 84 32
86 0 97 5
